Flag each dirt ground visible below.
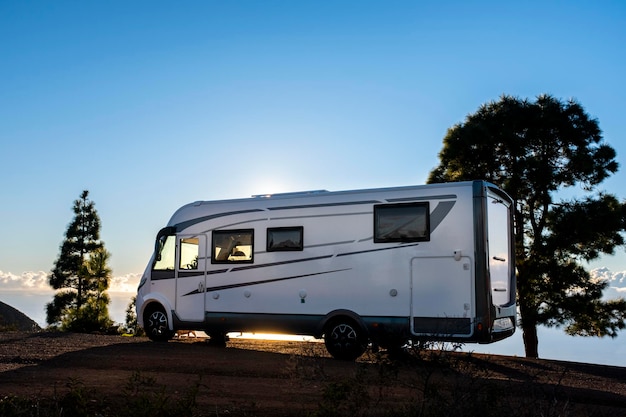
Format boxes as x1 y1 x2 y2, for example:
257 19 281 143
1 332 625 416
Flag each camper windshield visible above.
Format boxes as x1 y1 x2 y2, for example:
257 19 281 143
153 234 175 270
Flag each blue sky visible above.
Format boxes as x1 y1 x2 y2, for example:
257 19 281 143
1 1 626 363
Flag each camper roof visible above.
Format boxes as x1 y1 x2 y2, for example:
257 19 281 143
251 190 329 199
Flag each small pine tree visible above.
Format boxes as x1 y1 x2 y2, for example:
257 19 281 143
47 190 113 332
125 296 145 336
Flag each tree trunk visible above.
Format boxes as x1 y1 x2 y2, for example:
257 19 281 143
77 278 83 310
522 322 539 358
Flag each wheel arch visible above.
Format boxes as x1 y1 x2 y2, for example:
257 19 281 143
137 294 174 332
317 309 369 339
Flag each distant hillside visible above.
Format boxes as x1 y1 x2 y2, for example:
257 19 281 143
0 300 41 332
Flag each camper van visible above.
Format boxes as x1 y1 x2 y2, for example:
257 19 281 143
136 180 516 360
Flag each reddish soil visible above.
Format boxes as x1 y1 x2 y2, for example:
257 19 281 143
1 332 625 416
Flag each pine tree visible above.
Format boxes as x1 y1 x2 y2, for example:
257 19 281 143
46 190 113 332
428 95 626 358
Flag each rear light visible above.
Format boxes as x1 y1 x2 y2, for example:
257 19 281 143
493 317 514 332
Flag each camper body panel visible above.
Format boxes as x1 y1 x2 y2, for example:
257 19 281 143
137 181 516 356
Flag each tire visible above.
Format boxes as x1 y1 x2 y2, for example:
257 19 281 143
144 306 173 342
324 318 367 361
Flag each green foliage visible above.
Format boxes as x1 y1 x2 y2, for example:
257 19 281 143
46 190 113 332
428 94 626 358
125 296 145 336
57 379 102 416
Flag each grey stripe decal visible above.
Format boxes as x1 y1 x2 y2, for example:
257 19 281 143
229 255 333 272
174 209 264 231
171 198 457 290
270 211 371 221
182 268 350 296
151 268 228 281
267 200 380 210
337 243 420 257
175 197 454 231
305 240 355 248
209 217 267 231
208 269 229 275
430 201 456 232
387 194 457 202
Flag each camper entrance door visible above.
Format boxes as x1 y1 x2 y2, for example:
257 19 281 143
175 234 206 322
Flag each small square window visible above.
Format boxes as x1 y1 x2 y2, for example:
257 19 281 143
267 227 303 251
374 203 430 243
212 229 254 263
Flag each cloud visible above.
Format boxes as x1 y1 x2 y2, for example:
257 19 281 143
0 270 140 294
110 273 141 293
590 267 626 300
0 270 50 292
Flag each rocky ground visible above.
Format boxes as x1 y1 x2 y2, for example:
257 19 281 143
0 331 625 416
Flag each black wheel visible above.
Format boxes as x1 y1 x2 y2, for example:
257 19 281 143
144 306 173 342
324 318 367 361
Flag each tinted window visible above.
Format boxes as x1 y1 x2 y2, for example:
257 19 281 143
374 203 430 242
267 227 304 251
212 229 254 263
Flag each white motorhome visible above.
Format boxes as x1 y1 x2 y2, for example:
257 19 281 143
136 180 516 360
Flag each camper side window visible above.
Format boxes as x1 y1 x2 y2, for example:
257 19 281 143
212 229 254 263
179 237 199 270
267 227 303 251
374 203 430 243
